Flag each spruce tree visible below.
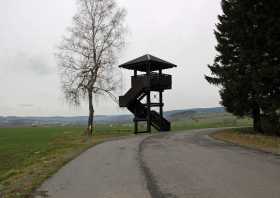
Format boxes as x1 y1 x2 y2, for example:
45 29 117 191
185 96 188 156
206 0 280 132
255 0 280 133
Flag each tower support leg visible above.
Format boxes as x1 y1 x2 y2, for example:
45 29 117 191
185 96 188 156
134 120 138 134
147 90 151 133
159 90 163 131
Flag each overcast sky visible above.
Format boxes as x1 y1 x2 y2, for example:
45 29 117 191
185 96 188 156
0 0 222 116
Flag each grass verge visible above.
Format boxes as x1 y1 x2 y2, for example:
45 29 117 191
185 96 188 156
211 128 280 155
0 127 131 198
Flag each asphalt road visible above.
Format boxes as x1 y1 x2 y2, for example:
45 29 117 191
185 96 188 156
36 129 280 198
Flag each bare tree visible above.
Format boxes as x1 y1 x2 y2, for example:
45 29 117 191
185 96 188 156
56 0 126 136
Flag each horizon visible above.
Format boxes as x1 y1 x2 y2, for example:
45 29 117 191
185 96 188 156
0 106 224 118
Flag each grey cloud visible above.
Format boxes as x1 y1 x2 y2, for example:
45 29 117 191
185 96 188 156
7 52 54 75
18 104 35 108
27 55 54 75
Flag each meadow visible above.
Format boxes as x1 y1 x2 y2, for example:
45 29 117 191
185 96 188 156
172 112 252 131
0 126 131 197
0 113 251 197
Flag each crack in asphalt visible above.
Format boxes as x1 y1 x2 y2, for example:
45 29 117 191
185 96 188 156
138 134 178 198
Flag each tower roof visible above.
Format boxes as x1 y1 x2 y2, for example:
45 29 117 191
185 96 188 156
119 54 177 72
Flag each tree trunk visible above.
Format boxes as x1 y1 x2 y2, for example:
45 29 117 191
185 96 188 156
88 90 94 136
252 102 262 133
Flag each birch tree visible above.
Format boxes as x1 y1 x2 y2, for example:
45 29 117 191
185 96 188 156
57 0 126 136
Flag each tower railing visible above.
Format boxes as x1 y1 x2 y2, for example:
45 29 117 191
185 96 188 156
132 73 172 90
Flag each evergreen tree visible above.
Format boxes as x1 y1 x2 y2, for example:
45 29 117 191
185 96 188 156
254 0 280 134
206 0 280 133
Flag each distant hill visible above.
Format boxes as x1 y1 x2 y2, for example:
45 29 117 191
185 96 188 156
0 107 225 127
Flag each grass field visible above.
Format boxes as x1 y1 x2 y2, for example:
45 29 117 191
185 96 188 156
0 113 251 197
0 126 132 197
171 112 252 131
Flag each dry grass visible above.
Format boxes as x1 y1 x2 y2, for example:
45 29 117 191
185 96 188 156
212 128 280 155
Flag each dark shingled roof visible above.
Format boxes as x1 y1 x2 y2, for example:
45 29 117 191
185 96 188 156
119 54 177 72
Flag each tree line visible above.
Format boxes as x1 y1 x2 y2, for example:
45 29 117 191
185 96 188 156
206 0 280 134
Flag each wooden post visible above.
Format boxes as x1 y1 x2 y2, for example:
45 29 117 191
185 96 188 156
159 91 163 131
147 91 151 133
134 69 138 134
134 120 138 134
147 63 151 133
159 69 163 131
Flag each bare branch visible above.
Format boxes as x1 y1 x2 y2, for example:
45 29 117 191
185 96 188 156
56 0 126 112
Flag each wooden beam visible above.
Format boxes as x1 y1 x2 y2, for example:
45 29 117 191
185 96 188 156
159 90 163 131
159 69 163 132
147 62 151 133
134 120 138 134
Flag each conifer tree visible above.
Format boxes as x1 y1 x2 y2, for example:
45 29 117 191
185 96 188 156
206 0 280 133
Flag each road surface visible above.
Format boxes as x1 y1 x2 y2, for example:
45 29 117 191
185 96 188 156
36 129 280 198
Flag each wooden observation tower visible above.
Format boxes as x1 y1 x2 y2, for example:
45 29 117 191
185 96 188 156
119 54 177 134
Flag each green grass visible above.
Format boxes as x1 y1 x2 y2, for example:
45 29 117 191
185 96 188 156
0 126 132 197
171 113 252 131
0 127 73 177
